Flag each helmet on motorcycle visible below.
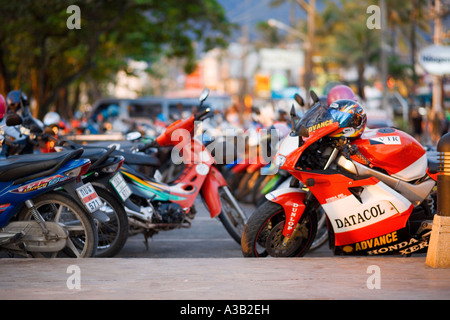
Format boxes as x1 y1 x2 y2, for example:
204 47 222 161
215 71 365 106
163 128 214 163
43 111 61 126
327 85 358 106
0 94 6 120
6 90 29 112
328 99 367 139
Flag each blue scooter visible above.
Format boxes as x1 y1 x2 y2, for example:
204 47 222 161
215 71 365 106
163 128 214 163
0 115 99 258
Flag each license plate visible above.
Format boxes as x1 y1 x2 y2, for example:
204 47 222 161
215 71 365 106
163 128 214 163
110 172 132 202
76 183 103 213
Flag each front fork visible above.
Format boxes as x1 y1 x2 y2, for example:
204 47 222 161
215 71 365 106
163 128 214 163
265 187 308 246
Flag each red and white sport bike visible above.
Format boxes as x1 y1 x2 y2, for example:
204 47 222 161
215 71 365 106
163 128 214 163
242 93 437 257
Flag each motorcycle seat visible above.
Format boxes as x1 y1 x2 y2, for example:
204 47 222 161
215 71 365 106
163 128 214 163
112 150 161 167
79 147 107 163
0 149 83 183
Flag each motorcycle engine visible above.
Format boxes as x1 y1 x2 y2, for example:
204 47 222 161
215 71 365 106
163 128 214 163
153 202 184 224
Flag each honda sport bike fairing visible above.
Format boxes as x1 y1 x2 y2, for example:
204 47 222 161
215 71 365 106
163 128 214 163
242 94 436 257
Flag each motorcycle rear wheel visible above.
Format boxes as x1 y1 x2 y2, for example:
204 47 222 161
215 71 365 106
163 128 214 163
241 201 317 257
18 191 98 258
93 186 129 257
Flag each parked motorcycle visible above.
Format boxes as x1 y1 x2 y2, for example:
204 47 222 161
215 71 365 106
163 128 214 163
56 142 129 257
114 89 248 246
0 115 99 258
242 91 436 257
1 94 129 258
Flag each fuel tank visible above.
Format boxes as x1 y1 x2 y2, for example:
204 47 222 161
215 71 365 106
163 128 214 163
351 128 427 181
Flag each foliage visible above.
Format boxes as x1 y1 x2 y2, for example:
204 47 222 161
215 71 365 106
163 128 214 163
266 0 432 100
0 0 232 117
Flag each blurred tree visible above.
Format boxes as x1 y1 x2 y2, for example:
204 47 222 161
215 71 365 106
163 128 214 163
254 21 286 48
317 0 380 100
0 0 232 118
385 0 430 95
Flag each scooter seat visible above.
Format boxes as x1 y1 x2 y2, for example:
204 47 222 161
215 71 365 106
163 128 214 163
79 147 107 163
0 150 82 182
112 150 161 167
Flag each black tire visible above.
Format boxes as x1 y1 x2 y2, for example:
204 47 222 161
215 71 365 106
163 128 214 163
94 186 129 257
18 191 98 258
309 208 329 251
217 186 248 245
241 201 317 257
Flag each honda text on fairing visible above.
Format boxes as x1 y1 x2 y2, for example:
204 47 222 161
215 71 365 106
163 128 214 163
241 91 437 257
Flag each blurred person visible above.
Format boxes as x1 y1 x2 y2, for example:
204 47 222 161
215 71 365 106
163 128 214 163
225 103 240 127
411 109 423 142
259 103 275 127
276 109 289 126
441 111 449 136
430 109 442 145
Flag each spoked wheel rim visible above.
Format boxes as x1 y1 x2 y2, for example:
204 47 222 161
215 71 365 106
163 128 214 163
95 197 119 253
22 200 91 258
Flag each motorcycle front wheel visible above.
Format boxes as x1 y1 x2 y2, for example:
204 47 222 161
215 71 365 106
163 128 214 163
18 191 98 258
217 186 248 245
241 201 317 257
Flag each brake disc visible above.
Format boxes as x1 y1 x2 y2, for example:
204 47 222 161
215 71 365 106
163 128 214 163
265 220 308 257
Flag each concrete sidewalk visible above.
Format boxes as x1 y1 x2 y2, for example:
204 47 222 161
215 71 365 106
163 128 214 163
0 257 449 300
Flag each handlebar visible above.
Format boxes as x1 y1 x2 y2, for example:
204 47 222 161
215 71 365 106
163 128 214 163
195 108 211 121
138 139 159 152
340 140 372 168
140 108 212 151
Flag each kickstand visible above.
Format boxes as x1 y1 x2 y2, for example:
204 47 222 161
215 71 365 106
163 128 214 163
143 236 149 251
142 230 156 251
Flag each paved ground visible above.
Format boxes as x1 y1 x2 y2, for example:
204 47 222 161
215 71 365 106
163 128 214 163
1 200 449 301
0 257 449 300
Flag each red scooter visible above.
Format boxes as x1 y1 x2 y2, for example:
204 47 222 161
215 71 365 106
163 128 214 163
242 91 437 257
119 89 248 245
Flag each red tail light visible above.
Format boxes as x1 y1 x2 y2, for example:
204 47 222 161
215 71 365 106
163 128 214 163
102 158 124 173
64 161 91 179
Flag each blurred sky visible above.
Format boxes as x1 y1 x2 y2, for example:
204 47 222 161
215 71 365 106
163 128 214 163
217 0 308 41
217 0 448 45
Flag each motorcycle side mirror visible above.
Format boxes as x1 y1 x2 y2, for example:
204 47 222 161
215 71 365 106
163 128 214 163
298 125 309 138
126 131 142 141
199 88 210 103
5 114 23 126
290 104 297 131
310 90 320 104
294 93 304 107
